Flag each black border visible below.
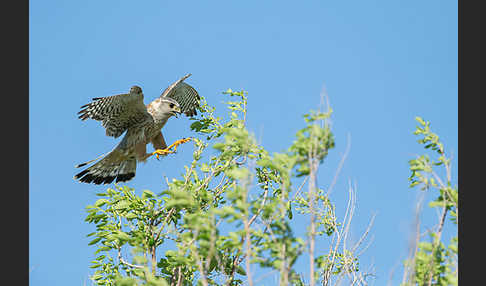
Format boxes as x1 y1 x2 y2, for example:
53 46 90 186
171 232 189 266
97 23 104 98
3 0 29 284
458 0 481 284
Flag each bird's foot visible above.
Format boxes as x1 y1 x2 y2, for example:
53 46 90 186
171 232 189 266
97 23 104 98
167 137 192 152
151 137 192 160
151 148 175 160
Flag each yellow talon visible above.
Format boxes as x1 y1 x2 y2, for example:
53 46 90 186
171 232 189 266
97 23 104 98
151 137 192 160
151 148 175 160
168 137 192 152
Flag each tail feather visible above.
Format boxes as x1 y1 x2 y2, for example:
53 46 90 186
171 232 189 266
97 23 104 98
75 151 109 168
74 150 137 185
115 160 136 183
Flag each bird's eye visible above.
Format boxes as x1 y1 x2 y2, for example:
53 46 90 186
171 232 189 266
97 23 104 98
169 103 174 108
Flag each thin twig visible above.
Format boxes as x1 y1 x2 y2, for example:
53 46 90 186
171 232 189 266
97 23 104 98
291 176 309 202
401 192 425 285
426 204 448 286
188 230 209 286
118 249 145 270
352 213 376 254
248 185 269 226
326 133 351 196
154 208 175 243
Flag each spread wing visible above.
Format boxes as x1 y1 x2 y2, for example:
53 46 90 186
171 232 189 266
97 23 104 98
161 73 200 117
78 90 153 138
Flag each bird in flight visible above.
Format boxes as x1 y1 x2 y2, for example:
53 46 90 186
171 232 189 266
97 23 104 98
74 74 200 185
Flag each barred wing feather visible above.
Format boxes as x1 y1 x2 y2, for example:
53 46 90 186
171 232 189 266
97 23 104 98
78 92 152 138
161 74 200 117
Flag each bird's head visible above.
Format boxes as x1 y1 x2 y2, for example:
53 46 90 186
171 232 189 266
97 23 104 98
130 85 143 95
160 98 181 118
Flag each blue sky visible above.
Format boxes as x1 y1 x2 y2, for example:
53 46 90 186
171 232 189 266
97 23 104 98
29 0 457 285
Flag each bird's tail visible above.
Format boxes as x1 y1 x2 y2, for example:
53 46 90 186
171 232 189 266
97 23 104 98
74 149 137 185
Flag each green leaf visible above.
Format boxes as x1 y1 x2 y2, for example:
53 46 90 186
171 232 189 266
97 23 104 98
94 199 109 207
287 201 293 219
142 190 155 199
114 231 131 242
88 237 102 245
125 213 137 220
91 274 103 280
415 116 426 126
114 200 130 210
190 121 203 132
212 142 225 151
225 167 250 180
236 265 247 276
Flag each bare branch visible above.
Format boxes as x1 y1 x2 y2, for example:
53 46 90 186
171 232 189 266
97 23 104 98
352 213 376 255
189 230 209 286
326 133 351 196
248 184 269 226
154 208 175 243
118 248 145 270
401 193 425 285
291 175 309 202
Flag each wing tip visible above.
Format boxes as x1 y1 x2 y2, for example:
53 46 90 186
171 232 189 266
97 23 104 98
75 162 88 168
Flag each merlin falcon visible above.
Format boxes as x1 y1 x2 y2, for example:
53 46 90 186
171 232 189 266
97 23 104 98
74 74 200 185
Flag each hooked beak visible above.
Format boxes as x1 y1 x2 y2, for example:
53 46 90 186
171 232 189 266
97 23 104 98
171 106 181 118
